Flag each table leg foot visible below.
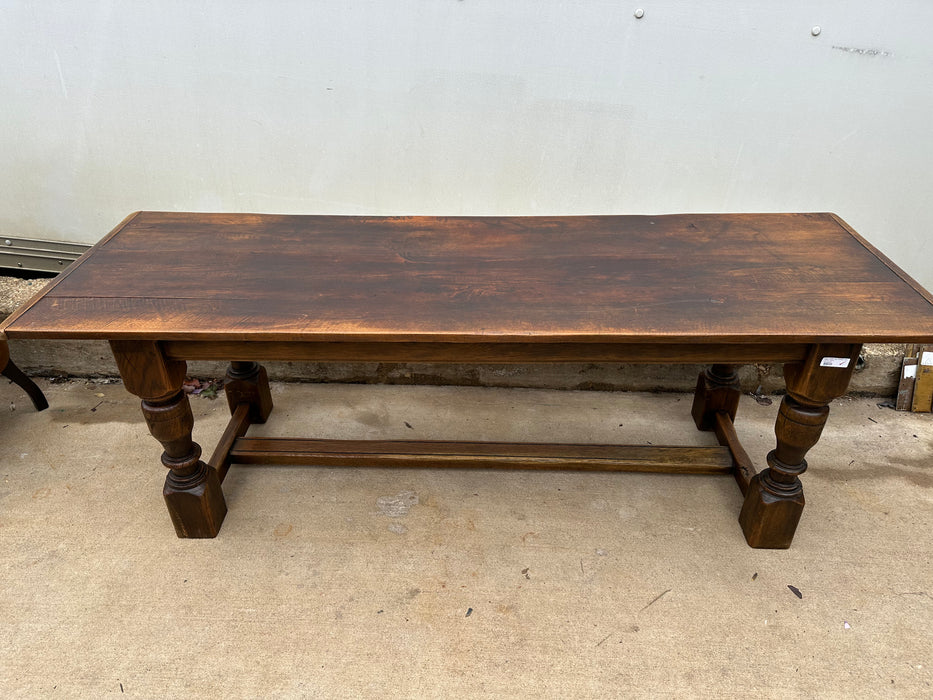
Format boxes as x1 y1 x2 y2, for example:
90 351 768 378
225 361 273 424
692 364 740 431
739 469 805 549
144 392 227 538
163 459 227 538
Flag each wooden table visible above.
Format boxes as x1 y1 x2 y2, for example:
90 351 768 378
4 212 932 547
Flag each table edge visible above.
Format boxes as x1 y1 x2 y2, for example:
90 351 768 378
5 212 932 347
0 211 142 335
830 212 933 306
5 328 932 345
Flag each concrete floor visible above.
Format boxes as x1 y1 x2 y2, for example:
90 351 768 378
1 378 931 697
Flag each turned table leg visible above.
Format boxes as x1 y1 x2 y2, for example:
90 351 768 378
740 344 861 548
111 340 226 538
225 361 273 423
692 363 741 431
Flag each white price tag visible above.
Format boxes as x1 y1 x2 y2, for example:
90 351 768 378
904 365 918 379
819 357 850 368
921 351 933 366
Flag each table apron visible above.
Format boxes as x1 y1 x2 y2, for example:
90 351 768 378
159 340 809 364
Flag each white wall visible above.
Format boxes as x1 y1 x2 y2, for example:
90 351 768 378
2 1 932 290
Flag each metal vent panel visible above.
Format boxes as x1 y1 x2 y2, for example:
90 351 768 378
1 237 91 273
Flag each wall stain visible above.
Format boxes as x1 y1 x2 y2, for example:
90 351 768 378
832 46 892 57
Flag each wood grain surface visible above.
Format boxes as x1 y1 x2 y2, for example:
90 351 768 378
226 437 735 473
4 212 933 344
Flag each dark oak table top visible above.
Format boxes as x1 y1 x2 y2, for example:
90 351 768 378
4 211 933 345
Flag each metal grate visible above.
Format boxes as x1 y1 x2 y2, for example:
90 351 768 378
0 237 91 273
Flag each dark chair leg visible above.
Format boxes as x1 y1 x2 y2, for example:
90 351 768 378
1 354 49 411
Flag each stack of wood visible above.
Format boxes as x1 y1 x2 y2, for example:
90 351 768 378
896 344 933 411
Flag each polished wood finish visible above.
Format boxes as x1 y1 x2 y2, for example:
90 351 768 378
228 437 734 473
0 333 48 411
713 411 757 496
5 212 933 345
208 403 251 483
161 340 809 364
3 213 932 547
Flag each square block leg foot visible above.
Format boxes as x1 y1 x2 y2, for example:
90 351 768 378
692 365 740 431
225 362 273 424
738 471 804 549
163 463 227 538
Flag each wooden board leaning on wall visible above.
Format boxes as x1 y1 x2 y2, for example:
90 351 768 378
899 344 933 412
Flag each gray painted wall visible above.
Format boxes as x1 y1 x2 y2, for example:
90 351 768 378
3 1 931 290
